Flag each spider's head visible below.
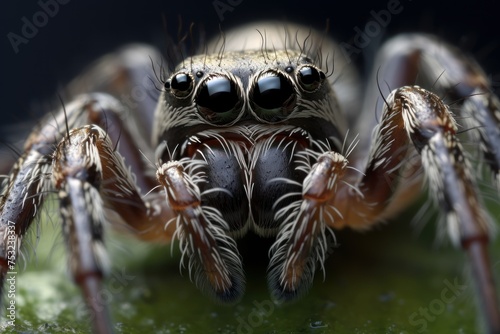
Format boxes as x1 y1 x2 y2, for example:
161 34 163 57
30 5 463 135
153 49 346 159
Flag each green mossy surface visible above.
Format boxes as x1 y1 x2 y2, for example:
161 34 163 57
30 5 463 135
1 200 499 334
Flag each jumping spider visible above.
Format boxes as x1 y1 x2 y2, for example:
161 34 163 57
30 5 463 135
1 21 500 333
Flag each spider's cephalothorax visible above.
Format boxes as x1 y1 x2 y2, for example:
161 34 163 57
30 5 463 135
1 22 500 334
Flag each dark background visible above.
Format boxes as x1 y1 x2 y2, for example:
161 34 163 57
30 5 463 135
1 0 499 128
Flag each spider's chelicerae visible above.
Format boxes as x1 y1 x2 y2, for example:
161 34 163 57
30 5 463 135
1 21 500 333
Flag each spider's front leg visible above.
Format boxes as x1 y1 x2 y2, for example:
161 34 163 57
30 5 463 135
0 96 103 296
269 85 500 332
358 86 500 333
269 34 500 333
0 94 177 334
366 35 500 333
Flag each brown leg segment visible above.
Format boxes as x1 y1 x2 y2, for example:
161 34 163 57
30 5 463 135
52 124 176 333
341 86 500 333
0 44 182 332
0 94 174 333
270 82 500 331
360 34 500 333
0 97 91 300
359 34 500 184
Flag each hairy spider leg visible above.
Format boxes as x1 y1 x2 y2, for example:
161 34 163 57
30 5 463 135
0 45 184 334
0 94 179 334
277 34 500 333
365 35 500 333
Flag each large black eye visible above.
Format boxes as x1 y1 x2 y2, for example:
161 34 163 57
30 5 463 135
195 76 241 125
297 66 325 92
250 71 296 122
167 72 193 98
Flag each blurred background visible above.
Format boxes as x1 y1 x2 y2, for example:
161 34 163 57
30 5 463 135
1 0 499 127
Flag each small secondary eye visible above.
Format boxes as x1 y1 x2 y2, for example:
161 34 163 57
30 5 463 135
250 71 296 122
168 73 193 98
195 76 241 125
297 66 325 92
